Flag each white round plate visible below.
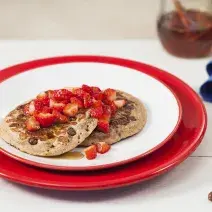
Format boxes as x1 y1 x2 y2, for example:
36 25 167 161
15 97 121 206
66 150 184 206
0 62 182 170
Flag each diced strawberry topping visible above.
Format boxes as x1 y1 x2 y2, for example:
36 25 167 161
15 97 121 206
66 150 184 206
51 89 73 101
93 92 103 100
92 100 103 108
90 106 103 118
36 91 48 100
52 110 68 124
42 106 53 113
70 97 84 108
47 90 54 98
114 99 126 108
101 114 111 122
84 145 97 160
97 119 110 133
34 99 45 111
63 103 78 117
96 142 111 154
102 105 112 116
83 93 93 108
26 117 40 132
91 86 101 94
23 104 30 116
72 88 86 99
28 101 36 115
49 99 66 112
82 84 92 94
103 88 116 102
109 101 117 115
35 112 56 127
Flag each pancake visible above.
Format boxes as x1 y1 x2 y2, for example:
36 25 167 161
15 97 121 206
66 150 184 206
0 103 97 156
80 90 147 146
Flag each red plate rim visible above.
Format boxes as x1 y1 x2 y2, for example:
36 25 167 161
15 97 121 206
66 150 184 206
0 55 183 171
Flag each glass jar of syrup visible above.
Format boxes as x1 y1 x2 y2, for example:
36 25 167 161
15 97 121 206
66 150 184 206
157 0 212 58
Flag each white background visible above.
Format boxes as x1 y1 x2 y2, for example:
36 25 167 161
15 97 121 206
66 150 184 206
0 40 212 211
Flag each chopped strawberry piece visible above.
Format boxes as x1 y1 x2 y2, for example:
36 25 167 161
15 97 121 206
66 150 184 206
92 92 103 100
82 84 92 94
103 88 116 102
109 101 117 115
28 101 36 115
26 117 40 132
96 142 111 154
101 114 111 122
63 103 78 117
40 97 50 107
102 105 112 116
84 145 97 160
35 112 56 127
42 106 52 113
36 91 48 100
51 89 73 102
47 90 54 98
83 93 93 108
90 106 103 118
92 100 103 108
52 110 68 124
49 99 66 112
114 99 126 108
91 86 101 93
70 97 84 108
23 104 30 116
97 119 110 133
34 99 45 111
72 88 86 99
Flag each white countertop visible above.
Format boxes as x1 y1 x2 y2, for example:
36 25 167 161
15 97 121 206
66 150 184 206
0 39 212 211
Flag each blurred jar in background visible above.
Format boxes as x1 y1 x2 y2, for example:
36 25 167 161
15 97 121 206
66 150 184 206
157 0 212 58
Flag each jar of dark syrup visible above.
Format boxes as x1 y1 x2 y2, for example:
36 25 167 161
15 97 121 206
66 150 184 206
157 0 212 58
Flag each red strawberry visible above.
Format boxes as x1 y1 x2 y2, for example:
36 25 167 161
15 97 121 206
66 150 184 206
23 104 30 116
26 117 40 132
92 92 103 100
34 99 45 111
72 88 86 99
47 90 54 98
82 84 92 94
70 97 84 108
52 110 68 124
91 86 101 93
103 88 116 102
97 119 110 133
51 89 73 101
36 91 47 100
90 106 103 118
28 101 36 115
84 145 97 160
35 112 56 127
102 105 112 116
83 93 93 108
92 100 103 108
49 99 66 112
63 103 78 117
109 101 117 115
96 142 111 154
101 114 111 122
114 99 126 108
42 106 52 113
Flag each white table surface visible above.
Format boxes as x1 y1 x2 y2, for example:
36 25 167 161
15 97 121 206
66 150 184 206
0 39 212 211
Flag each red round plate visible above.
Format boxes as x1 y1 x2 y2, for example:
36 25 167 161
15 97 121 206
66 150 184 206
0 56 207 190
